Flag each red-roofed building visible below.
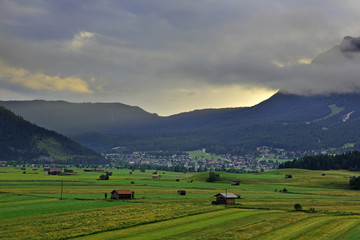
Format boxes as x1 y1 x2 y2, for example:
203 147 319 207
111 190 134 199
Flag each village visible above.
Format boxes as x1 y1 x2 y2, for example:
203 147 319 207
105 146 323 172
104 145 336 173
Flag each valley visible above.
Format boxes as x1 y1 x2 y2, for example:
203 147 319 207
1 167 360 239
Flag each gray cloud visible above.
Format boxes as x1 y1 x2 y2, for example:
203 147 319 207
1 0 360 114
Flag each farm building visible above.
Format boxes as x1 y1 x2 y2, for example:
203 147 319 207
213 192 240 205
285 174 292 179
152 174 161 179
111 190 134 199
231 181 240 185
98 174 109 180
177 190 186 195
48 168 62 175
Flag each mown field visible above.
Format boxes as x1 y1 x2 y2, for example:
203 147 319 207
1 167 360 239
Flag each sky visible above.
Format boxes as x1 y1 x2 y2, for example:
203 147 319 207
1 1 360 116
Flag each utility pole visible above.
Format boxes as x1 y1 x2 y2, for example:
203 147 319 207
225 188 228 208
60 180 63 200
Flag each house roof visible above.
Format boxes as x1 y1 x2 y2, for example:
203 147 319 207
112 190 132 195
214 193 240 199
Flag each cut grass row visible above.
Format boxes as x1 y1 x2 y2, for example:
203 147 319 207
0 199 223 240
74 209 360 240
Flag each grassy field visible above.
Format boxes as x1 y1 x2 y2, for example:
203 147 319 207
1 167 360 239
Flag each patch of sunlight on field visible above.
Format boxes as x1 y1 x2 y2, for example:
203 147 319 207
74 209 266 240
0 201 223 240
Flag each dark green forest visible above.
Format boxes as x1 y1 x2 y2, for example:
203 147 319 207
278 151 360 170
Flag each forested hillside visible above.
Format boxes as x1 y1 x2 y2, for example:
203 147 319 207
0 106 107 165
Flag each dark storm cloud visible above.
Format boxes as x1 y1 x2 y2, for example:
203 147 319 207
1 0 360 114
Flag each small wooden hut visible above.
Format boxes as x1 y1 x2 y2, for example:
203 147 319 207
213 192 240 205
48 167 62 175
111 190 134 199
177 190 186 195
231 181 240 185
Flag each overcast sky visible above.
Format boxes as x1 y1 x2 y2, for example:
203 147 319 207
1 0 360 115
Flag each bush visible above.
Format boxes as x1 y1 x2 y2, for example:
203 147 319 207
309 207 316 213
206 171 218 182
294 203 302 211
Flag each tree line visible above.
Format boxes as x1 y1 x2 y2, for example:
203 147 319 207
278 151 360 170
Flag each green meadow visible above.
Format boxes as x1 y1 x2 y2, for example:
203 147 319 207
1 167 360 239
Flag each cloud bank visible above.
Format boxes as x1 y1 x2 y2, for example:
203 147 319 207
1 0 360 115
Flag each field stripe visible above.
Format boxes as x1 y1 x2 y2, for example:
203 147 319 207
74 209 269 240
255 215 360 240
296 217 360 240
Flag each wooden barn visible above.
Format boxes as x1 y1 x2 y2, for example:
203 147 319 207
177 190 186 195
111 190 134 199
213 192 240 205
48 167 62 175
231 181 240 185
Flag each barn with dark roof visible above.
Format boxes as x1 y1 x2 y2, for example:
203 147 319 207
213 192 240 205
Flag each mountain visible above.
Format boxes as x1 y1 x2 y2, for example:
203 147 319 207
312 36 360 65
57 92 360 155
2 92 360 155
0 105 107 165
0 100 159 135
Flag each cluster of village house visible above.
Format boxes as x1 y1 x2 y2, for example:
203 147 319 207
106 150 279 171
106 146 335 171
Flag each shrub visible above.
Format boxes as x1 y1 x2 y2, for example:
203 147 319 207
294 203 302 211
309 207 316 213
206 171 218 182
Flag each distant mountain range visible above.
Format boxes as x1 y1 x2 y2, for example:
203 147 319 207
2 92 360 155
0 105 106 164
